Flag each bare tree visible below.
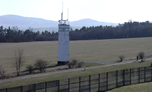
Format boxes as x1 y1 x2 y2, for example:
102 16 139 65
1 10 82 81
12 49 25 76
118 55 125 62
34 59 49 73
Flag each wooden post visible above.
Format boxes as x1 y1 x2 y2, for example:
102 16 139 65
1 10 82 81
68 78 70 92
116 70 118 88
123 69 125 86
89 75 91 92
33 84 36 92
98 73 100 91
138 68 140 83
45 82 47 92
130 69 131 85
151 67 152 81
144 67 146 82
5 88 7 92
58 80 60 92
79 77 81 92
106 72 108 90
20 86 23 92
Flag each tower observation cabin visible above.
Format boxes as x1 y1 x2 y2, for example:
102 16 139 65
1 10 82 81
58 10 70 65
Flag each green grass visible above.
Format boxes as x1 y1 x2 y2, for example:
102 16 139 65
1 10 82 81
1 37 152 73
0 37 152 90
0 59 152 89
107 82 152 92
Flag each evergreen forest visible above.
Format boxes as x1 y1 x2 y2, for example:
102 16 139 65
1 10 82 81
0 21 152 42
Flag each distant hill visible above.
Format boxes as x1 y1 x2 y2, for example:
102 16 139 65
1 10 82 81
70 18 117 27
0 15 118 32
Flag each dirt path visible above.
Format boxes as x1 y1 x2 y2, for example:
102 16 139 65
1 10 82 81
85 61 115 64
0 58 152 84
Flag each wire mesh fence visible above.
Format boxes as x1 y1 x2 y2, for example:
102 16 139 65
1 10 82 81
1 66 152 92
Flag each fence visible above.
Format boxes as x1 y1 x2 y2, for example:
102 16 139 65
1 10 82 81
0 66 152 92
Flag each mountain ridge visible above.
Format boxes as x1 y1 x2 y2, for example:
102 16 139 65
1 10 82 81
0 15 118 32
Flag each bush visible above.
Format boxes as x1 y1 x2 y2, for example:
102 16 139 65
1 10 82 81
0 65 6 79
78 61 84 68
138 51 145 62
118 55 125 62
68 59 84 68
26 65 34 74
34 59 49 73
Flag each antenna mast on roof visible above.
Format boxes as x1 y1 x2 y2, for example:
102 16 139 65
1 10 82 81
59 1 69 24
67 8 69 24
61 1 63 20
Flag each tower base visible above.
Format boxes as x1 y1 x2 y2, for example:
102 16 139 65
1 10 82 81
58 61 69 65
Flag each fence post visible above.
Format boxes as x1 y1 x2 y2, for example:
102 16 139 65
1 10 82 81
138 68 140 83
116 70 118 88
68 78 70 92
151 67 152 81
98 73 100 91
144 67 146 82
58 80 60 92
123 69 125 86
33 84 36 92
20 86 22 92
89 75 91 92
79 77 81 92
45 82 47 92
130 69 131 85
5 88 7 92
106 72 108 90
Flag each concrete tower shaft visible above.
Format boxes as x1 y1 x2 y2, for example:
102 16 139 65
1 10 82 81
58 4 70 65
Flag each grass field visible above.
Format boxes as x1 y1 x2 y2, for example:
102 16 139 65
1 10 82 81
107 82 152 92
0 60 152 90
0 37 152 91
0 37 152 73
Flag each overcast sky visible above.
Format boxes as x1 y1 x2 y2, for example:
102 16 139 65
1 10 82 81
0 0 152 23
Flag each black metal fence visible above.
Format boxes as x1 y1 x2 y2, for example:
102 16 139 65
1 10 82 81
1 66 152 92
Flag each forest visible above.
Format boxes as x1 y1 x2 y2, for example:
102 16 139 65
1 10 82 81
0 21 152 42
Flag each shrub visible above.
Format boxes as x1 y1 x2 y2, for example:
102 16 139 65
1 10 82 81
138 51 145 62
78 61 84 67
0 65 6 79
68 59 84 68
118 55 125 62
26 65 34 74
34 59 49 73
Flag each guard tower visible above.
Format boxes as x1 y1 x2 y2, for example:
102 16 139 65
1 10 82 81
58 8 70 65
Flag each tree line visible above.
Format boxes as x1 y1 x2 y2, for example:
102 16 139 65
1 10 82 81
0 27 58 42
70 21 152 40
0 21 152 42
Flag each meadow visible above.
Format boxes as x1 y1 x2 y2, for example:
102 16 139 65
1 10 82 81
0 37 152 73
0 37 152 90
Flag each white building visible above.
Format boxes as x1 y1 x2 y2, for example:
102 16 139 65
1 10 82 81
58 12 70 65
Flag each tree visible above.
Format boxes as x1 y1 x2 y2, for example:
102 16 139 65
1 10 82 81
12 49 25 76
118 55 125 62
34 59 49 73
